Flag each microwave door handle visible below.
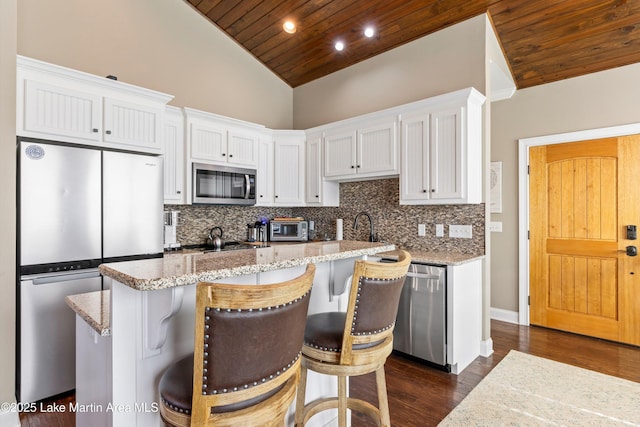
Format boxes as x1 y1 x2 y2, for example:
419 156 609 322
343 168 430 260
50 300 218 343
244 174 251 199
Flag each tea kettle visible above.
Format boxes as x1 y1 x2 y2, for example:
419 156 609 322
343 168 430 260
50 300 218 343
207 226 224 250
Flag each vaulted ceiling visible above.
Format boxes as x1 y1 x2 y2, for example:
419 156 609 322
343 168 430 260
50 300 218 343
184 0 640 89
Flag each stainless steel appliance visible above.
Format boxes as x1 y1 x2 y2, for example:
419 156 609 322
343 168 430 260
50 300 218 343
164 210 180 250
383 260 448 370
17 138 163 403
192 163 256 205
269 220 308 242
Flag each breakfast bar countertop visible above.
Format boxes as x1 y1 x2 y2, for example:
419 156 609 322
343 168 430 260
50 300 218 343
65 290 111 336
380 249 485 266
99 240 395 291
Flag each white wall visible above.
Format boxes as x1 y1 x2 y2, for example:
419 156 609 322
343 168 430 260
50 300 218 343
0 0 17 425
293 15 487 129
17 0 293 129
491 62 640 313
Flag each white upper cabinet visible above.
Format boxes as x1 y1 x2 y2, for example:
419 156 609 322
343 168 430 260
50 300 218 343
256 132 275 206
273 130 305 206
17 55 173 153
184 108 261 168
161 106 185 204
322 115 399 182
306 132 339 206
400 88 485 205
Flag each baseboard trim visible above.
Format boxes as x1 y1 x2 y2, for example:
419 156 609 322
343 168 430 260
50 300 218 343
490 307 520 324
480 338 494 357
0 408 21 427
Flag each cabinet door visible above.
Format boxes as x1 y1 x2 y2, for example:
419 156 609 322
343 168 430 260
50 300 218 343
430 106 463 200
357 120 398 175
400 113 430 201
23 80 101 142
256 139 274 206
274 140 305 205
306 135 322 204
227 129 258 167
190 122 227 162
162 110 184 204
324 129 357 178
103 98 163 151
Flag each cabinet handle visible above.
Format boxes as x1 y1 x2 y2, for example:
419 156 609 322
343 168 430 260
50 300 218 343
357 165 360 168
422 189 427 193
275 195 279 198
106 130 112 135
222 153 226 157
229 154 233 157
315 195 319 198
177 191 181 194
351 165 355 169
431 189 436 192
92 128 99 133
260 195 263 198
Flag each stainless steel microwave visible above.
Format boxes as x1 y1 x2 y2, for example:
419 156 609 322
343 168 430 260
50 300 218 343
192 163 256 205
269 220 308 242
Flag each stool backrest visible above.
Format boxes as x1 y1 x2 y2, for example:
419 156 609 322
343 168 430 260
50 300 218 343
340 251 411 365
191 264 315 424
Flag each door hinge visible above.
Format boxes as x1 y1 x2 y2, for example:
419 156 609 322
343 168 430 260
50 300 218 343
527 165 530 174
528 230 530 239
528 295 530 305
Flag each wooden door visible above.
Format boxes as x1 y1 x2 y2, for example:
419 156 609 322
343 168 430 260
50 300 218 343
529 136 640 346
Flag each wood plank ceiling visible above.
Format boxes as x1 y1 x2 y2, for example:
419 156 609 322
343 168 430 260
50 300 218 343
184 0 640 89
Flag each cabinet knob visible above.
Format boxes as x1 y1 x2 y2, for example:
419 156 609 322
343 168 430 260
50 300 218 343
229 154 233 157
357 165 360 168
259 195 263 198
106 130 112 135
177 191 181 194
275 195 278 198
431 189 436 192
222 153 226 156
92 128 99 133
351 165 355 169
422 189 427 193
315 195 319 198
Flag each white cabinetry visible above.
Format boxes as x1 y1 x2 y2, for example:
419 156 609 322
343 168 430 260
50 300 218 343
306 133 339 206
256 132 275 206
273 130 305 206
323 116 398 181
17 56 173 153
161 106 185 204
185 108 261 167
400 88 485 205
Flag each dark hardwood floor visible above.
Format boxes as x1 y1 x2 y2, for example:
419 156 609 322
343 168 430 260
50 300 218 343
20 320 640 427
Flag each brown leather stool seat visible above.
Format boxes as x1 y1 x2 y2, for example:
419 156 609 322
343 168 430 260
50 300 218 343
159 264 315 427
295 251 411 427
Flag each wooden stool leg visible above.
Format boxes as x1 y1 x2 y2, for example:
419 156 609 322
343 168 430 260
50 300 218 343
294 364 308 426
376 366 390 427
338 375 348 427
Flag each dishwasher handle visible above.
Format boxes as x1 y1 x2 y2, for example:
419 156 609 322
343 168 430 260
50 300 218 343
406 272 441 280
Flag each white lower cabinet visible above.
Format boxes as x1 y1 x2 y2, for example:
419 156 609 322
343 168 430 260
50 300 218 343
400 88 485 205
161 106 185 204
273 130 305 206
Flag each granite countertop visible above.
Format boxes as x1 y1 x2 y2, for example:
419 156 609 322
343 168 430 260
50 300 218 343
99 240 395 291
65 290 110 336
379 249 485 266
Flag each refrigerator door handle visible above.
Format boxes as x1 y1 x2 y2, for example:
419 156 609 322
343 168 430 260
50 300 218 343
32 271 101 285
406 272 441 280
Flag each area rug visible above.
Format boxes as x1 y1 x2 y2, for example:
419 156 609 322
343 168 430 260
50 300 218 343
439 350 640 426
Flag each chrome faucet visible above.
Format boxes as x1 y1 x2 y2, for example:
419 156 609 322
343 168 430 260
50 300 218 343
353 212 377 242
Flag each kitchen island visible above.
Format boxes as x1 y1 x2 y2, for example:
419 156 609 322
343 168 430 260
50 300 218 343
73 240 394 427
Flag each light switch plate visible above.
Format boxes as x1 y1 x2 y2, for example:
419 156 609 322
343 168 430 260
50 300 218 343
449 224 472 238
418 224 426 237
489 221 502 232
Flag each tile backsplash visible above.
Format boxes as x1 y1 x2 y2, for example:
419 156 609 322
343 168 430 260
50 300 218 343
166 178 484 254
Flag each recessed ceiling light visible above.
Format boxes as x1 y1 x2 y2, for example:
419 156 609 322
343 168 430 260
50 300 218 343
283 21 296 34
335 41 345 51
364 26 375 38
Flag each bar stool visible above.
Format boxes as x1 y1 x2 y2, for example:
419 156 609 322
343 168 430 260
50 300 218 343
159 264 315 427
295 251 411 427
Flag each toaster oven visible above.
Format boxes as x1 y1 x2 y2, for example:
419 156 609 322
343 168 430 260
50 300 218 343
269 220 308 242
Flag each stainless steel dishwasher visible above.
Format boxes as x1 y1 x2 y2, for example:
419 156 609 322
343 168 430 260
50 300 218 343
383 259 448 371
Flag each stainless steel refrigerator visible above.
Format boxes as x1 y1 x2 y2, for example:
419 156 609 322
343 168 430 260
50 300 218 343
17 138 163 403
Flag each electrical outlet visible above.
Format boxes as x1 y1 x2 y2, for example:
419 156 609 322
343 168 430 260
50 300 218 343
309 220 315 231
418 224 426 236
449 224 472 238
436 224 444 237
